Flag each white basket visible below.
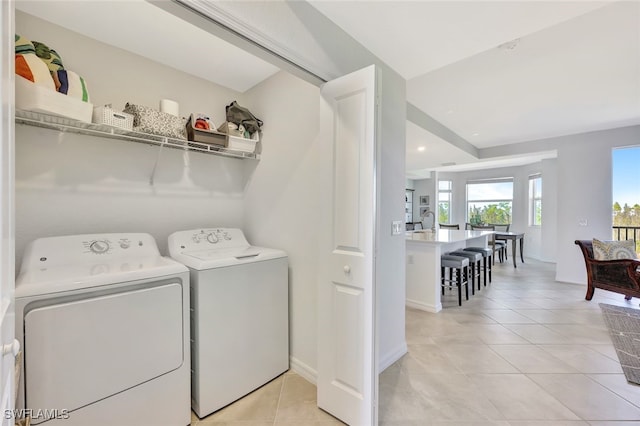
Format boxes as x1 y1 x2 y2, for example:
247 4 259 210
92 106 133 130
16 76 93 123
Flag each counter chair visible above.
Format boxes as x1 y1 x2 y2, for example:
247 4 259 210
462 247 493 286
441 255 469 306
448 250 482 293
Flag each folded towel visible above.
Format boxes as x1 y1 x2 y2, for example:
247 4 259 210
15 34 36 55
15 53 55 90
56 70 89 102
33 40 64 73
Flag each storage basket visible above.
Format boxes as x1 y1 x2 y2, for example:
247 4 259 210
15 75 93 123
186 114 226 147
92 106 134 130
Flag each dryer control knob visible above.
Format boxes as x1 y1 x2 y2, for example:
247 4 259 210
89 240 110 254
206 233 219 244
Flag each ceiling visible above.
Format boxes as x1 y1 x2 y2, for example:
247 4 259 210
18 1 640 177
310 0 640 175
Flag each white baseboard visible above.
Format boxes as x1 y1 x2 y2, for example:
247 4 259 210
289 356 317 385
406 298 441 313
290 342 409 385
378 341 408 372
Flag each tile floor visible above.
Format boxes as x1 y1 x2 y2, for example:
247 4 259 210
190 371 344 425
192 258 640 425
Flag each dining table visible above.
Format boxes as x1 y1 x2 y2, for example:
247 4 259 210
495 231 525 268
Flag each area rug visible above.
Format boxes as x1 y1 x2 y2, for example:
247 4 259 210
599 303 640 385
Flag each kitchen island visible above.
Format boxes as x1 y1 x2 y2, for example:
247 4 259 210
406 229 493 313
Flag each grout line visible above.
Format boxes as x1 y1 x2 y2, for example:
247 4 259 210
272 373 287 426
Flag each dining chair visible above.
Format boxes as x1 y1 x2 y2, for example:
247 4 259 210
471 224 505 264
439 223 459 230
491 224 510 260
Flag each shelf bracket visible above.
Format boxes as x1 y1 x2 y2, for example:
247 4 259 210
149 138 167 185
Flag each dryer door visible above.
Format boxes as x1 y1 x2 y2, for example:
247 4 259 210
24 282 183 414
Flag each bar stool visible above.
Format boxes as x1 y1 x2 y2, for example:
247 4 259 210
441 255 469 306
463 247 492 286
448 250 482 293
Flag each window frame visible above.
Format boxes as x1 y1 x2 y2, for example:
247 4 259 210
438 180 452 224
465 177 514 225
529 174 542 227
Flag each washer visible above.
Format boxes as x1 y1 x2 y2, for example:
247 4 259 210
168 228 288 418
15 233 190 426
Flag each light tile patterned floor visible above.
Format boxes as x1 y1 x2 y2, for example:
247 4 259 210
380 258 640 426
192 258 640 425
190 371 344 425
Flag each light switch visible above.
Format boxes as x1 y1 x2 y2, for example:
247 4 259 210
392 221 403 235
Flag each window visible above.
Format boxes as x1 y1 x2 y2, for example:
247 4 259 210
466 178 513 225
612 146 640 251
529 174 542 226
438 180 452 224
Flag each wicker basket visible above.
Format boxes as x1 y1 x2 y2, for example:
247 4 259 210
92 106 134 130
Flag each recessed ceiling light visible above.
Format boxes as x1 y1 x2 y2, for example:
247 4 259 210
472 132 480 137
446 109 454 114
417 146 426 152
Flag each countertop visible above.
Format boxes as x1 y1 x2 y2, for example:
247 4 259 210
405 229 494 245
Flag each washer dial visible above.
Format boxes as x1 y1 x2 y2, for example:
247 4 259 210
89 240 110 254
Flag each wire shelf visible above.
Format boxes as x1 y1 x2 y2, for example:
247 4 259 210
15 109 260 160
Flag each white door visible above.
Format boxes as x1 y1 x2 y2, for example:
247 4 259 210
317 65 378 426
0 0 16 424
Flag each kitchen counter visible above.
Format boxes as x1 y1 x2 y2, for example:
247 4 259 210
406 229 492 312
406 229 494 244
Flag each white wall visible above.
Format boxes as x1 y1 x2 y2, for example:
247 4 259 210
240 71 322 377
243 68 408 376
411 178 436 229
555 125 640 284
15 11 248 265
376 67 408 370
540 158 558 262
430 124 640 283
438 161 555 261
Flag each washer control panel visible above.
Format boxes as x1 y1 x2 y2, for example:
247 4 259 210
83 237 138 255
19 233 161 271
169 228 249 252
191 229 232 245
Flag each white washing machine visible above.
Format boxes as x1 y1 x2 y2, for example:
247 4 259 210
15 233 191 426
168 228 288 418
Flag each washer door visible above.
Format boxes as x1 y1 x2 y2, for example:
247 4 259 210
24 282 183 413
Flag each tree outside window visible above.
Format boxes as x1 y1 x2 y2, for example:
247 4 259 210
438 180 452 224
612 146 640 253
466 179 513 225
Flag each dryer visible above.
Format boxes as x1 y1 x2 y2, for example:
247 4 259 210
168 228 288 418
15 233 190 426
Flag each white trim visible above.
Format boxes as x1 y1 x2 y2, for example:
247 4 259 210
405 298 441 313
289 356 317 385
378 342 408 373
